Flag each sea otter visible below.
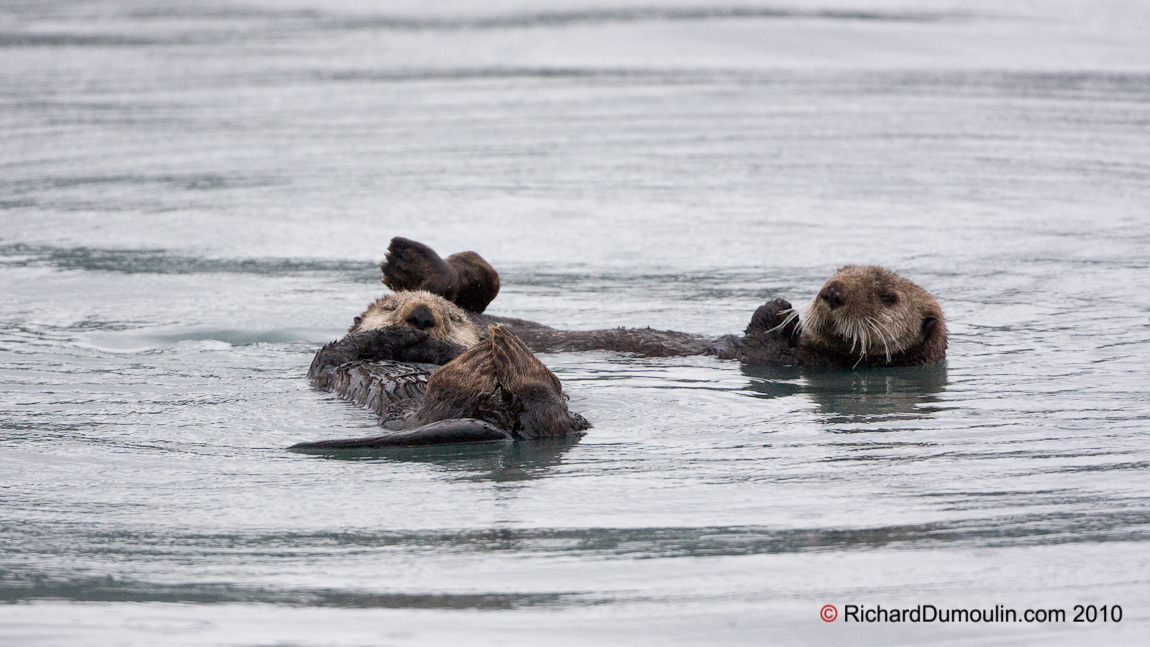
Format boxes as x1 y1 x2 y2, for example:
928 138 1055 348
375 238 947 368
294 291 589 449
756 264 947 368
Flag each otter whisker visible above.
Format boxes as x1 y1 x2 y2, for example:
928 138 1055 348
796 301 820 329
852 328 868 367
866 318 891 363
851 320 869 357
848 321 859 354
870 318 896 362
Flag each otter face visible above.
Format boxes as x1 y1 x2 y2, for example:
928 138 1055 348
796 265 946 365
350 290 481 349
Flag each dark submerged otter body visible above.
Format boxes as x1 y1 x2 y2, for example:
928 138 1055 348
294 324 589 450
471 308 826 366
380 238 947 369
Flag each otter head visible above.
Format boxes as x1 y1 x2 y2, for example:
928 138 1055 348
349 290 482 349
796 265 947 366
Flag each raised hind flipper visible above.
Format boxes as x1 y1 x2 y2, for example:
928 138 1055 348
380 237 457 297
380 237 500 313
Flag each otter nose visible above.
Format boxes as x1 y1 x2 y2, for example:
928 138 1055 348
405 304 436 330
818 282 846 310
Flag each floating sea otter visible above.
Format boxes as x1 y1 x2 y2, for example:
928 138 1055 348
380 237 947 368
292 291 589 450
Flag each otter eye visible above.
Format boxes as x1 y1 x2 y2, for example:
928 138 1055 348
922 317 938 333
880 293 899 306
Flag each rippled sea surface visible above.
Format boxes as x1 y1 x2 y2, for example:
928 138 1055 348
3 1 1150 645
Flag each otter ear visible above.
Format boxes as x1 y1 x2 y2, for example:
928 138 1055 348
921 317 937 335
353 316 363 325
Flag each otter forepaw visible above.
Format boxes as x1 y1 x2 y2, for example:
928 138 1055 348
309 326 431 387
358 325 465 364
362 325 429 360
396 337 468 365
747 298 799 339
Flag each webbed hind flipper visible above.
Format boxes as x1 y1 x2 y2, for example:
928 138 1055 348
380 237 457 298
380 237 500 313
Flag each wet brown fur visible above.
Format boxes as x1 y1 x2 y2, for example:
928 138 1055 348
307 325 466 418
322 359 435 418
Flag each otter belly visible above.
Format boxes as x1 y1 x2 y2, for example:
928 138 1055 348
322 359 437 419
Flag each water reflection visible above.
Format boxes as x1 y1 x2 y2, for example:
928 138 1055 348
292 435 582 482
741 363 948 422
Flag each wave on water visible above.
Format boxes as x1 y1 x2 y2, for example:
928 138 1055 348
8 512 1149 564
0 244 374 277
304 6 964 31
81 327 338 352
0 576 566 609
0 4 967 47
3 510 1147 605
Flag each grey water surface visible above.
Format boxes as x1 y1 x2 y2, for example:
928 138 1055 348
2 1 1150 645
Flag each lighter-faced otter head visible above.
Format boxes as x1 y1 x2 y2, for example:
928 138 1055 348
796 265 947 366
349 290 482 349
